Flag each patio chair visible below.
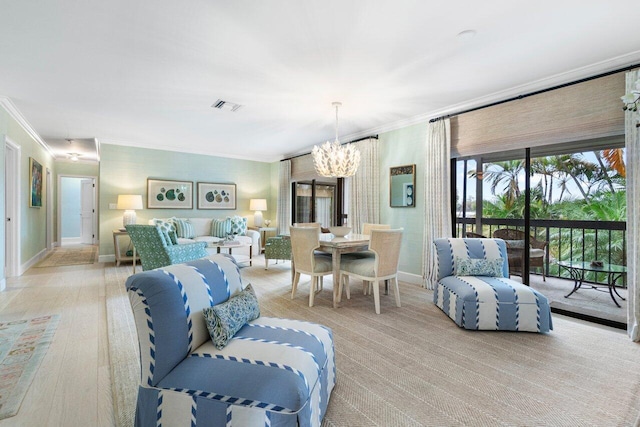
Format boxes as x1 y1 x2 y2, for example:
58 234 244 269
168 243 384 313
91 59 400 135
492 228 548 281
465 231 487 238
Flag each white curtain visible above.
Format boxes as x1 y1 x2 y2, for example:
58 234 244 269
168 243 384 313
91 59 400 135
348 138 380 233
625 70 640 342
277 160 291 235
422 119 452 289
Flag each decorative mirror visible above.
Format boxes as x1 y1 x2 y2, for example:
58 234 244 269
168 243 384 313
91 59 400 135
390 164 416 207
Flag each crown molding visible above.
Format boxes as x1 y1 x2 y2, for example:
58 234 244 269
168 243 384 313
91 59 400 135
0 96 56 158
336 50 640 144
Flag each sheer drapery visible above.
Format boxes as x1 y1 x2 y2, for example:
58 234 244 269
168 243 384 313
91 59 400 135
625 70 640 342
277 160 291 235
348 138 379 234
422 119 452 289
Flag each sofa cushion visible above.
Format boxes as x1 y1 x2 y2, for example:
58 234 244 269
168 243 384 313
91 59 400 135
203 284 260 349
172 217 196 239
211 218 232 238
229 215 247 236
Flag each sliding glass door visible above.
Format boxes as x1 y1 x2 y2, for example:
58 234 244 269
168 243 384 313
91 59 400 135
292 180 339 228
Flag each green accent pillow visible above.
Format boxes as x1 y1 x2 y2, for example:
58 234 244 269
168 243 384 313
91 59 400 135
203 284 260 350
229 216 247 236
171 217 195 239
211 218 232 238
455 257 505 277
152 219 178 245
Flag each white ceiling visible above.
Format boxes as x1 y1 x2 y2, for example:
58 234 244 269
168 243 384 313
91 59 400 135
1 1 639 163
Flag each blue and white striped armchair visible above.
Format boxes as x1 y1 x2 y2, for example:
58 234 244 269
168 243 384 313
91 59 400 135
433 238 553 333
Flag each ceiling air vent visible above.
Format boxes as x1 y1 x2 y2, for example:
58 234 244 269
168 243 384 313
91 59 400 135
211 99 242 112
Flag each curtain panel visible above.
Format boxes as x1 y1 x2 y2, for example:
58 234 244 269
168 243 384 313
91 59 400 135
277 160 291 235
422 119 452 289
348 137 379 233
625 69 640 342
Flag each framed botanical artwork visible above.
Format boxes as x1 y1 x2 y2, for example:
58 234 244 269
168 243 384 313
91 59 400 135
147 179 193 209
29 157 43 208
197 182 236 210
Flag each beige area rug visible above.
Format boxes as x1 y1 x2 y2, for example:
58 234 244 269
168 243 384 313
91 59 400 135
34 245 97 268
106 260 640 427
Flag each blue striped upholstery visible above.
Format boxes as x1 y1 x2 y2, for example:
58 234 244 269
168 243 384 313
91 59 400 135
433 238 552 333
126 255 335 426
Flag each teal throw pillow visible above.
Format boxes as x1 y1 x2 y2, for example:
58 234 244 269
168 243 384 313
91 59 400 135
152 219 178 245
229 216 247 236
203 284 260 350
172 217 195 239
211 218 232 238
455 257 504 277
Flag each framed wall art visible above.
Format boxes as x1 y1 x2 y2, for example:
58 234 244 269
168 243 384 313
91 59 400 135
390 164 416 207
147 179 193 209
29 157 43 208
197 182 236 210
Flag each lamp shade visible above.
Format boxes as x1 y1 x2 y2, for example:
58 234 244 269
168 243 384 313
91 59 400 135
249 199 267 211
116 194 143 210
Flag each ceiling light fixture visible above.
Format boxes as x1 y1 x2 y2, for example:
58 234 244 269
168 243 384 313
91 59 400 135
457 29 477 39
312 102 360 178
69 153 80 161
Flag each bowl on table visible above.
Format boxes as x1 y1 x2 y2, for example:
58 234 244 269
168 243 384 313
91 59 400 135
329 226 352 237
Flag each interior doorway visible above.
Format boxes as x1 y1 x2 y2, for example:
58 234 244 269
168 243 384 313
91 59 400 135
4 137 21 281
58 175 97 246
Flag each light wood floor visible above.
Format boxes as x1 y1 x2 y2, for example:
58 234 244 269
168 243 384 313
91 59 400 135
0 261 115 427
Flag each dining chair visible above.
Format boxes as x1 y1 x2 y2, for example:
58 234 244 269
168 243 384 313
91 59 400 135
338 228 403 314
362 223 391 235
290 226 333 307
343 223 391 295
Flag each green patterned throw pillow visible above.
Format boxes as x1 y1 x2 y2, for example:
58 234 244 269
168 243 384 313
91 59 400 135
203 284 260 350
211 218 232 238
152 219 177 245
229 216 247 236
455 257 504 277
171 217 195 239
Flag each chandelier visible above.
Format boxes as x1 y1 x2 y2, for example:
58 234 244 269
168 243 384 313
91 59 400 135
622 76 640 127
312 102 360 178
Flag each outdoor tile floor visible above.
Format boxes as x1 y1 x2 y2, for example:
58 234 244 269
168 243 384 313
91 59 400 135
513 274 627 325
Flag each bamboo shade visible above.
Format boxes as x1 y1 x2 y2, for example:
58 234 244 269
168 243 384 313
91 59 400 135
291 153 337 183
450 72 625 158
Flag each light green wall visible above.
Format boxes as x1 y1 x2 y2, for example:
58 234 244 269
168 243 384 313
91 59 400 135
378 122 427 276
99 144 273 256
0 106 56 276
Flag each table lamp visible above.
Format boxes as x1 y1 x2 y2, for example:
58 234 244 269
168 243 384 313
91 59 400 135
117 194 143 228
249 198 267 227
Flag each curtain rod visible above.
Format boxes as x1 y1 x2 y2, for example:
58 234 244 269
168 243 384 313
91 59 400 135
281 135 379 161
429 62 640 123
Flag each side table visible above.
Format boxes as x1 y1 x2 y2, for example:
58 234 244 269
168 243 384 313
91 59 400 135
113 229 139 273
249 226 277 253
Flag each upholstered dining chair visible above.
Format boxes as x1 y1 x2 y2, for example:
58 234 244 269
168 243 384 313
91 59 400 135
290 226 333 307
125 224 208 271
338 228 403 314
362 223 391 235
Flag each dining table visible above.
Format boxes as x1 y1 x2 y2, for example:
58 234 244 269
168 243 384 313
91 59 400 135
318 233 371 308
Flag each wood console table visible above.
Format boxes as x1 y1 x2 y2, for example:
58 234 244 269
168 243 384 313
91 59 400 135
113 229 139 273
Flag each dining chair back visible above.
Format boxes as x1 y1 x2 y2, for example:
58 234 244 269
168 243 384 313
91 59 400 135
339 228 404 314
362 223 391 235
289 226 333 307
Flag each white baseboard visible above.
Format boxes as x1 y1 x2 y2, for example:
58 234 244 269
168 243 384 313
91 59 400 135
62 237 82 245
99 254 116 263
398 271 422 286
0 278 6 292
21 248 49 275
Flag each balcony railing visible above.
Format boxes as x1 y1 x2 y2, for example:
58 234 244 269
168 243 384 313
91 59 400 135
456 218 627 286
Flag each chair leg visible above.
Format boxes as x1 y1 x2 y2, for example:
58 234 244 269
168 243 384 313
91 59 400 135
362 280 368 295
392 277 401 307
291 272 300 299
372 279 381 314
265 258 269 270
309 277 316 307
345 275 350 300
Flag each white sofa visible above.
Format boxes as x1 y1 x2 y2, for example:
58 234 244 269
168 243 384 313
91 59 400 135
149 217 260 262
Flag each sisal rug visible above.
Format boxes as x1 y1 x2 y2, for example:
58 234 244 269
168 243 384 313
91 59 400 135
106 260 640 426
34 245 97 268
0 315 60 420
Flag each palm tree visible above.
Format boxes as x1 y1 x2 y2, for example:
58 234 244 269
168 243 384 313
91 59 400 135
483 160 524 205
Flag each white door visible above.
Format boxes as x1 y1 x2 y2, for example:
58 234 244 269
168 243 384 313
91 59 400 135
46 168 53 249
4 138 20 279
80 179 94 244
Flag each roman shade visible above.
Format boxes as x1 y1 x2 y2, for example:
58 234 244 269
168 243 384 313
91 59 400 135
450 72 625 158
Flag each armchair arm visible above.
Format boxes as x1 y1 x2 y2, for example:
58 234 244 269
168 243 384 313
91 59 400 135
166 242 208 264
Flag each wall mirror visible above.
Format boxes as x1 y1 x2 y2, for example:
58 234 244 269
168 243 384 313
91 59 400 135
390 164 416 207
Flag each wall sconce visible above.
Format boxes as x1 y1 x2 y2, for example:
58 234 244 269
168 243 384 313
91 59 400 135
249 198 267 227
116 194 143 228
